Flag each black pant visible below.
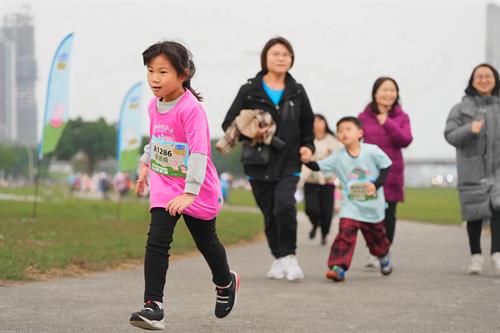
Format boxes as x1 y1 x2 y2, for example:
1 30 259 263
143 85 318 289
144 208 231 302
250 175 299 258
384 201 398 244
467 209 500 255
304 183 335 238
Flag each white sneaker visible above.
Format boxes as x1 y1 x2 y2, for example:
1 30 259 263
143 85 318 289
365 254 380 269
467 254 484 275
284 255 304 281
491 252 500 273
266 258 286 279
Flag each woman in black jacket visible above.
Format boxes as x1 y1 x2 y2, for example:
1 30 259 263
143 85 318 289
222 37 315 281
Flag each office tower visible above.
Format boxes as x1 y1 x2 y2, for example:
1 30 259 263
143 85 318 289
0 11 37 146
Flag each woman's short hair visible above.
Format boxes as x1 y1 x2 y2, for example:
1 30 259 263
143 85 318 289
260 37 295 72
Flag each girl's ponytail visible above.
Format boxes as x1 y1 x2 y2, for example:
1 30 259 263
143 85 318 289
183 58 203 101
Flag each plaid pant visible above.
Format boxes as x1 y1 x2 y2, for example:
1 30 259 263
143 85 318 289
328 218 390 270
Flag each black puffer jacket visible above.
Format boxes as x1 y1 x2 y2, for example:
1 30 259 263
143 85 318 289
222 71 315 181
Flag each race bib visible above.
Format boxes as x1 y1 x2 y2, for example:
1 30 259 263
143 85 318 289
150 136 189 178
347 182 377 201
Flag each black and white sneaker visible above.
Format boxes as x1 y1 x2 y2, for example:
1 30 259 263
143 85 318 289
129 300 165 330
215 271 240 318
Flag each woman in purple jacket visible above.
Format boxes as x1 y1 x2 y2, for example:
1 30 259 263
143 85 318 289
358 77 413 265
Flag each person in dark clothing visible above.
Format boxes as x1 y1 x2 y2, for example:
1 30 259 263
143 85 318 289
221 37 315 281
300 114 342 246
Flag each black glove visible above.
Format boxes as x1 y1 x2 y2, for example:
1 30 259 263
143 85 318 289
305 161 320 171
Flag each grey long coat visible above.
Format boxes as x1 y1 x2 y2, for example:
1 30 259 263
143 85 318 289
444 95 500 221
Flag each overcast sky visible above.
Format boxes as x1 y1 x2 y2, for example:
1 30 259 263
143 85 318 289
3 0 500 159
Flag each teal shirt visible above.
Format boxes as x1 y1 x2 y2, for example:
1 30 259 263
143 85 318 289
262 80 284 106
317 143 392 223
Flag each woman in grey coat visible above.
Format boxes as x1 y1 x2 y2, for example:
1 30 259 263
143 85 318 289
444 63 500 274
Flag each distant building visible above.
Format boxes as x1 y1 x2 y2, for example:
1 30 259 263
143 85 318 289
486 4 500 70
0 38 17 142
0 11 38 146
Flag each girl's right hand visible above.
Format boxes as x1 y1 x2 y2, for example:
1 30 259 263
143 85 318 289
135 163 149 196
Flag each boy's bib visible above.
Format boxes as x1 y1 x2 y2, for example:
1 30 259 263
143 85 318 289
347 181 377 201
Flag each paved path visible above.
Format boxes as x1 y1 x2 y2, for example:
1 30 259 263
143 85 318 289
1 212 499 333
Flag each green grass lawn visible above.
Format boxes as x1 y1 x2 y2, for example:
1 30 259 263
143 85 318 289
0 188 262 281
0 185 461 281
227 187 462 225
225 188 257 207
397 188 461 225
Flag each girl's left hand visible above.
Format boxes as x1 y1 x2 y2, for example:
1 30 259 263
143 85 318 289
165 193 196 216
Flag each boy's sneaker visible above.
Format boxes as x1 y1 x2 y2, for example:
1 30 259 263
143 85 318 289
365 254 380 269
267 257 287 279
492 252 500 273
325 265 345 282
215 271 240 319
129 300 165 330
468 254 484 275
379 254 393 276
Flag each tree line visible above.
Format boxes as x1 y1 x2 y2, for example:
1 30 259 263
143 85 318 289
1 117 245 179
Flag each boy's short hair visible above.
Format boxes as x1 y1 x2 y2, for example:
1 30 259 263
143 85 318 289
336 116 363 130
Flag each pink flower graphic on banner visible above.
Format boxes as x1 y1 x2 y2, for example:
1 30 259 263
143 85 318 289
49 104 65 128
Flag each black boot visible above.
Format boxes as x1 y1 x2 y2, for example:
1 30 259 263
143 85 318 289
309 225 318 239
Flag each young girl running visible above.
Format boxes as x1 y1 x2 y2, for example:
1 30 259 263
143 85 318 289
130 41 239 330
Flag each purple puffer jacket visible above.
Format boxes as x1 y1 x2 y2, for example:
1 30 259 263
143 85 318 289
358 105 413 202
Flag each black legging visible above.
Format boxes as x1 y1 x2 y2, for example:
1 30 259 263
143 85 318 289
467 209 500 255
144 208 231 302
304 183 335 238
384 201 398 244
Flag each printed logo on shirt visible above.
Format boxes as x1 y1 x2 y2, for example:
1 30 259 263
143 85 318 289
153 123 174 135
150 135 189 178
347 167 377 201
